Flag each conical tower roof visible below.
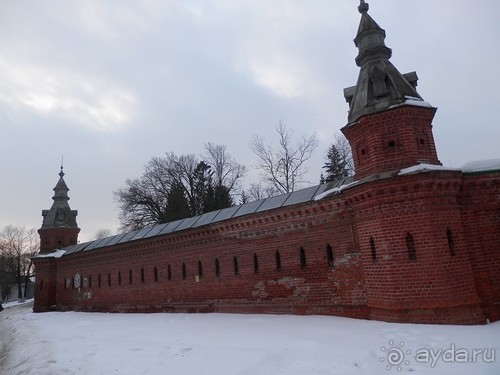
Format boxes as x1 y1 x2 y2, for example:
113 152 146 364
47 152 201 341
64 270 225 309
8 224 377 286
344 1 427 124
40 167 79 229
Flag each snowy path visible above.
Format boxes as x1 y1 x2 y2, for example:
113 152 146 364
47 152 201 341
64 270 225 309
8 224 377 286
0 302 68 374
0 302 499 375
0 305 11 370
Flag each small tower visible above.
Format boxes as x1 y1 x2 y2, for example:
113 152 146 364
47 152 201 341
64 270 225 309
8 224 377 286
38 166 80 253
342 1 441 179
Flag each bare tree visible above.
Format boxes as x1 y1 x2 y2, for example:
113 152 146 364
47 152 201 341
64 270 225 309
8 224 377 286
115 154 186 231
94 229 113 240
245 182 279 202
251 121 318 194
115 149 241 232
0 226 38 301
203 143 247 194
333 133 354 175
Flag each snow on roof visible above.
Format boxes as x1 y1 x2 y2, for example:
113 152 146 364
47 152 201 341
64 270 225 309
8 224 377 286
404 98 433 108
387 96 434 111
34 249 67 258
314 180 359 201
404 95 433 108
398 163 459 176
461 159 500 173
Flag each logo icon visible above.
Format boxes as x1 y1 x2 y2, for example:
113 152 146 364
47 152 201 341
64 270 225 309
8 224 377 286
380 340 411 371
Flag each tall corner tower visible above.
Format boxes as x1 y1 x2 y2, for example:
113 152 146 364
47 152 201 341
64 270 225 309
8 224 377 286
341 0 441 180
38 167 80 253
341 2 485 324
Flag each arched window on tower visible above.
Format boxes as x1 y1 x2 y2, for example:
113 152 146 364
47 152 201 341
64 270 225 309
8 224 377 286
253 253 259 273
233 256 239 275
446 228 456 257
198 261 203 279
167 264 172 280
370 237 376 262
326 244 334 266
406 233 416 261
182 263 187 279
275 251 282 271
299 247 307 269
215 258 220 277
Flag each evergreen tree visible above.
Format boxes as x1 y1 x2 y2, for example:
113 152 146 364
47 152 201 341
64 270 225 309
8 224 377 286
210 185 232 211
322 134 354 183
323 144 350 182
165 180 190 222
191 161 212 215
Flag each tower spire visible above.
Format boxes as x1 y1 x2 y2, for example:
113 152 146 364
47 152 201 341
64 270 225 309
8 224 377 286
344 1 424 124
341 2 440 179
38 167 80 253
358 0 369 13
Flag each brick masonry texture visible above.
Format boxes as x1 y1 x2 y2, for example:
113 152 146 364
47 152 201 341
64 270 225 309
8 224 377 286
32 149 500 324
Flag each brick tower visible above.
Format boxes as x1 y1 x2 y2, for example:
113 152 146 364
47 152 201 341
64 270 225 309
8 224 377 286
341 1 485 324
342 0 440 180
38 166 80 253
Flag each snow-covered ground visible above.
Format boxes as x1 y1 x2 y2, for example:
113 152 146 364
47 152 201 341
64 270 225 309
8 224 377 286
0 301 498 375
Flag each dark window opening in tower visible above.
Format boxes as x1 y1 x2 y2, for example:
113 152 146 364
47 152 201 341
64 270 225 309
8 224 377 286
275 251 282 271
370 237 376 261
300 247 307 269
215 258 220 277
233 256 239 275
326 244 334 266
406 233 417 261
198 261 203 278
447 228 456 257
253 253 259 273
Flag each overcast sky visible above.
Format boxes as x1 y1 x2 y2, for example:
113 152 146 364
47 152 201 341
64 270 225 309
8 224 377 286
1 0 499 242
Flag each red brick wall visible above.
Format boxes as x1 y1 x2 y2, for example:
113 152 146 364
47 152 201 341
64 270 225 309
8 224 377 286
36 199 369 320
32 170 499 325
460 172 500 322
342 105 440 180
345 171 485 324
33 258 58 312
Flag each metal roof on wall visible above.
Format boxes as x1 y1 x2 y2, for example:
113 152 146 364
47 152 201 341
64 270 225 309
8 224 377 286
60 179 351 256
